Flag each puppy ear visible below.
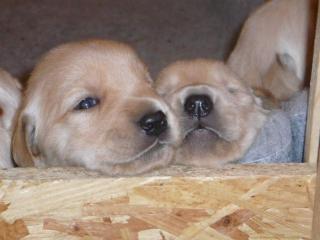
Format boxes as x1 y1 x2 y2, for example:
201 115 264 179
12 113 40 167
276 53 297 74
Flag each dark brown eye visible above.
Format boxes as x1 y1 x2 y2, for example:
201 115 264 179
74 97 100 110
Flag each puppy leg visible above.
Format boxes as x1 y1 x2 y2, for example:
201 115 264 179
263 53 303 101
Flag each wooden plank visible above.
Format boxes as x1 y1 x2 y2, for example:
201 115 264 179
0 163 315 179
312 154 320 239
305 1 320 167
0 164 316 239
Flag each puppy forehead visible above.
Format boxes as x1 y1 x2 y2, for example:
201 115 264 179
158 60 243 93
30 40 149 94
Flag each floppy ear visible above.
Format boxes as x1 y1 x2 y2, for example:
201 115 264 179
12 113 40 167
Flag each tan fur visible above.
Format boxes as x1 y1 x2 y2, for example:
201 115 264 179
0 69 21 168
228 0 317 102
156 59 267 167
12 40 180 176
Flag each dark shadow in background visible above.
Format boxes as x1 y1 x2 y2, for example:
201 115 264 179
0 0 263 83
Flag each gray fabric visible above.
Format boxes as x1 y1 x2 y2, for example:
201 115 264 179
238 89 308 164
281 89 309 162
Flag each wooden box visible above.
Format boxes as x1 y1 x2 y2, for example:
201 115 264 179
1 5 320 240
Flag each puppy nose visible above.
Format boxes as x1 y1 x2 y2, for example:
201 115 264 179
184 94 213 119
139 111 168 136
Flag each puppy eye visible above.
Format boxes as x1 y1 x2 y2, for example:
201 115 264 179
74 97 100 110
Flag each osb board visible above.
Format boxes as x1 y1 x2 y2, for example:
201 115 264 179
0 164 316 239
312 154 320 239
0 164 315 179
305 0 320 167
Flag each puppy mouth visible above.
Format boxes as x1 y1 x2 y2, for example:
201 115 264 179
117 139 165 164
183 123 231 142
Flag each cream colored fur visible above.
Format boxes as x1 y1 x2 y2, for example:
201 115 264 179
0 69 21 168
156 59 267 167
228 0 317 102
12 40 180 176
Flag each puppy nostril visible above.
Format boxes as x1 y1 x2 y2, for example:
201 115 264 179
184 95 213 119
139 111 168 136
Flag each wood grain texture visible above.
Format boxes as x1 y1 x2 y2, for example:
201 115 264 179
312 154 320 239
0 164 316 239
0 163 314 179
305 0 320 167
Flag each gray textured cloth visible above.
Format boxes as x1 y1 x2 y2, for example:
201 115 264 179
238 89 308 164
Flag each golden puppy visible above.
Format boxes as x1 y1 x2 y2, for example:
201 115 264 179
156 59 267 167
228 0 317 103
0 69 21 168
12 40 180 176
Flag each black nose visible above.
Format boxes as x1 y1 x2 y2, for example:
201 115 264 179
184 94 213 119
139 111 168 136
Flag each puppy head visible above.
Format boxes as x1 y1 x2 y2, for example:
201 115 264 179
156 59 267 167
0 69 21 168
13 40 180 175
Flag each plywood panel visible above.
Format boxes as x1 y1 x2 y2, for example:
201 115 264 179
305 0 320 167
0 164 315 239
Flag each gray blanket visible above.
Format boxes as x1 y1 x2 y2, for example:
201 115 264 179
238 89 308 164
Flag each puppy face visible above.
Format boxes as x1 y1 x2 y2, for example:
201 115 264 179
0 69 21 168
13 40 180 175
156 59 267 167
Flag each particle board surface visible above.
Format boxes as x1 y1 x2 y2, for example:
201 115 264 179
305 0 320 167
0 164 316 239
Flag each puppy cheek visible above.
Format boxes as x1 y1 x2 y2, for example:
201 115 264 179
165 111 182 146
41 126 73 164
165 96 184 145
237 90 259 106
214 103 244 141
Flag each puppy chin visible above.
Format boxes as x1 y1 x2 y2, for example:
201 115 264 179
185 128 219 143
87 144 175 176
177 129 219 162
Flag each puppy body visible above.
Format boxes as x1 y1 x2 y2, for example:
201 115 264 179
13 40 180 175
0 69 21 168
156 59 267 167
228 0 317 102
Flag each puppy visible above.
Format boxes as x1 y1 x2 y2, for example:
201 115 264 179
156 59 267 167
228 0 317 103
12 40 180 176
0 69 21 168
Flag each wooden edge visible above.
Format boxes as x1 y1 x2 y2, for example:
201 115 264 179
0 164 316 239
0 164 315 180
305 1 320 167
312 154 320 239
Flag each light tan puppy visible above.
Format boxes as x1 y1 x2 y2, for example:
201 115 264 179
156 59 267 167
0 69 21 168
228 0 317 103
12 40 180 176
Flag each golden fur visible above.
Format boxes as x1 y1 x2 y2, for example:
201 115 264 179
0 69 21 168
156 59 267 167
228 0 317 103
12 40 180 176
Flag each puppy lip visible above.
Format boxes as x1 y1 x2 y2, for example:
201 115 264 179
116 139 165 164
158 139 178 147
183 124 230 143
185 126 210 137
